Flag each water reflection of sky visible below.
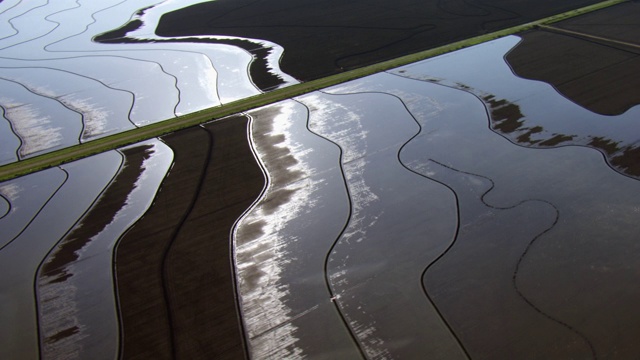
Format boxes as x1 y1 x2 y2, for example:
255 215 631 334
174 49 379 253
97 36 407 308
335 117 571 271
0 0 295 164
0 4 639 359
390 36 640 178
234 37 640 358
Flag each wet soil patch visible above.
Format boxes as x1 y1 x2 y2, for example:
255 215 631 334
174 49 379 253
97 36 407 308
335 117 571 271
114 118 265 359
506 5 640 116
155 0 601 81
41 145 152 284
115 128 210 359
94 34 285 91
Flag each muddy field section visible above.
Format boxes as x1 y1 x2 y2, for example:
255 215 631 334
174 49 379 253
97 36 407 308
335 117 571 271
506 1 640 116
116 119 264 359
155 0 602 81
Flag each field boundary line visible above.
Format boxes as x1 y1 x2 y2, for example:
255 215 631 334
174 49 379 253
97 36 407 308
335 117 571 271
0 0 628 181
539 24 640 50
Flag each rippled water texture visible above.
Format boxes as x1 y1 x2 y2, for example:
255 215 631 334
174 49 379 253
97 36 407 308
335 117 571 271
0 0 296 164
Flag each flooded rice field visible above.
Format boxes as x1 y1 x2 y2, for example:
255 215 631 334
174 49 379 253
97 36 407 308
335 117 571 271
1 1 640 359
0 0 296 165
156 0 603 80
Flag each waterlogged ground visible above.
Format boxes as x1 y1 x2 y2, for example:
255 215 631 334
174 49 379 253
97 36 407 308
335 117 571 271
234 35 640 358
0 0 296 165
1 3 640 360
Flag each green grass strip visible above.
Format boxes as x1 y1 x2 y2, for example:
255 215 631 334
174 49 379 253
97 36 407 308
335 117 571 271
0 0 627 181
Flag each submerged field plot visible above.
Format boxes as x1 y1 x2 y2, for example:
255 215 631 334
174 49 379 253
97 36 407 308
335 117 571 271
0 0 295 165
0 0 611 168
1 1 640 360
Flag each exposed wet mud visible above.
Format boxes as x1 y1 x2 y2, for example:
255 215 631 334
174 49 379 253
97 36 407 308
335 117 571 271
156 0 602 81
114 117 264 359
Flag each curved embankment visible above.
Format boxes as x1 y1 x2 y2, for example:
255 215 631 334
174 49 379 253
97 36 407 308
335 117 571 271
389 35 640 179
0 77 82 159
155 0 602 81
326 70 640 358
295 91 464 359
0 114 267 359
0 0 290 163
234 100 362 358
0 167 66 250
506 0 640 116
0 102 21 164
37 140 173 360
114 116 265 359
0 151 123 360
0 66 137 141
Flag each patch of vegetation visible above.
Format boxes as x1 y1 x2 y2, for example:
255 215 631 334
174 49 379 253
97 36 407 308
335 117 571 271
539 134 576 146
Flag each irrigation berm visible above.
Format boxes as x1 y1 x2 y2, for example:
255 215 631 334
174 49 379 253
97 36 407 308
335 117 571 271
0 0 626 181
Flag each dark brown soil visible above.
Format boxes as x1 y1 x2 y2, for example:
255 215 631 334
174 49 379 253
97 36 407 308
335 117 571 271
154 0 602 82
42 145 153 284
114 117 265 359
38 145 153 350
555 0 640 46
506 2 640 116
115 128 210 359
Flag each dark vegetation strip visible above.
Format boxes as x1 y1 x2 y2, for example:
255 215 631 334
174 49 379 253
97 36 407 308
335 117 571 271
32 158 124 359
539 24 640 51
94 34 286 92
0 0 626 182
506 26 640 116
114 117 264 359
388 69 640 181
159 126 213 360
156 0 602 79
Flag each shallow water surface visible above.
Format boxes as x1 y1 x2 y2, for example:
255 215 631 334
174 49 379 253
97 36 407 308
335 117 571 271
37 139 173 360
234 38 640 358
0 151 122 360
0 0 295 161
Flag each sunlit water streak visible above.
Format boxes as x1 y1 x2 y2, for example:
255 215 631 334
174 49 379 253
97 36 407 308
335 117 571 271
298 91 463 359
0 0 296 162
37 139 173 360
235 100 359 358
